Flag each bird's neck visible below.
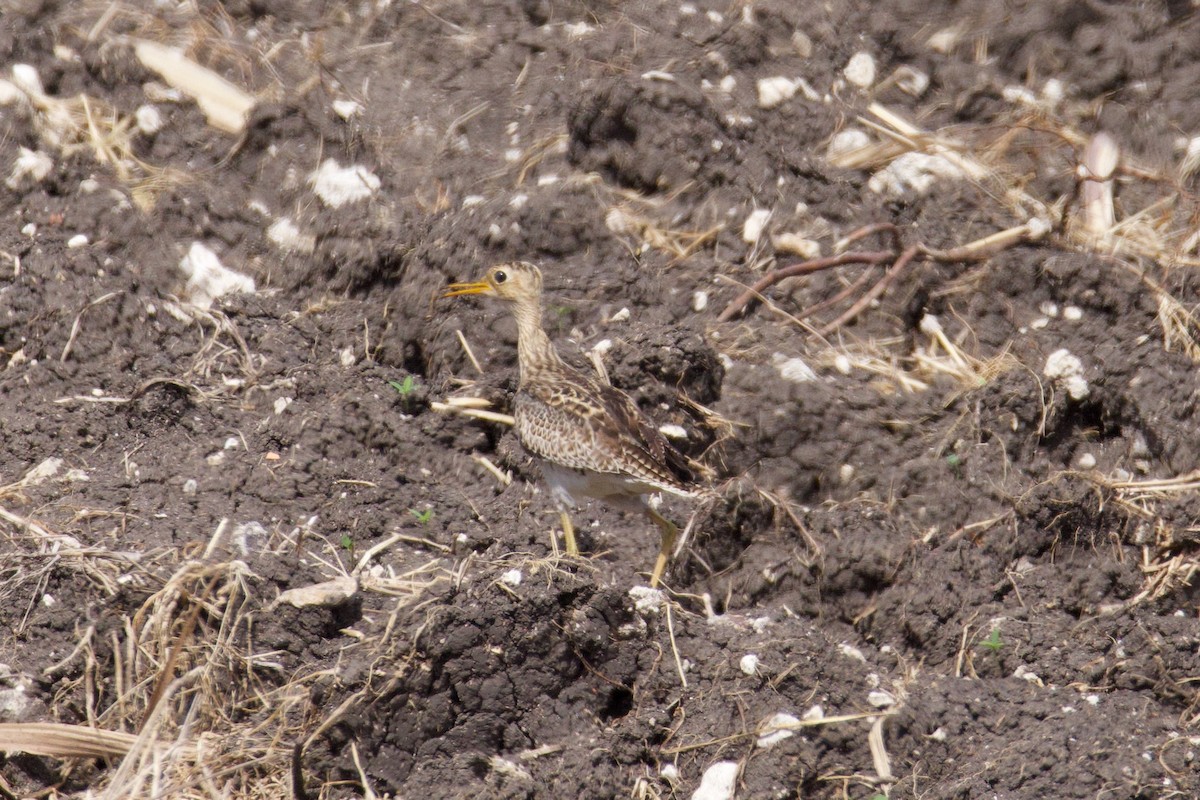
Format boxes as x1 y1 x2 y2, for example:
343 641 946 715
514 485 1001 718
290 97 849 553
512 296 564 383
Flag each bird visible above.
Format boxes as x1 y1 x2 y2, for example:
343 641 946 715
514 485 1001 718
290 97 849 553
443 261 700 587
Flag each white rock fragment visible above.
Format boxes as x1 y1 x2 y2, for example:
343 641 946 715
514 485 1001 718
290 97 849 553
500 569 523 587
892 65 929 97
756 712 800 749
267 218 316 254
692 290 709 312
1043 349 1089 400
1077 452 1097 469
739 654 759 676
1063 305 1083 321
868 152 965 199
659 424 689 441
135 104 163 135
772 353 816 383
660 763 680 784
6 147 53 189
11 64 44 97
461 195 485 208
834 354 852 375
839 464 855 483
1001 84 1038 107
826 128 871 161
742 208 772 244
867 690 896 708
844 52 876 88
273 396 293 415
1042 78 1065 106
629 586 666 614
179 242 255 308
1013 665 1044 685
23 458 63 484
0 79 22 105
1085 693 1100 706
339 348 356 367
308 159 381 208
182 478 198 494
802 704 825 721
838 642 867 662
773 232 820 259
41 594 56 607
67 234 89 249
332 99 363 120
275 576 358 609
757 76 797 109
791 30 813 58
691 761 738 800
609 307 631 323
928 726 948 741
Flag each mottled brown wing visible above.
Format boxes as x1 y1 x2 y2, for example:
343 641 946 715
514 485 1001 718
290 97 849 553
513 371 693 495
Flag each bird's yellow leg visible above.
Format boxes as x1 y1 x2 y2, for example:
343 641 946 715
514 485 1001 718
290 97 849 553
647 508 678 588
559 510 579 556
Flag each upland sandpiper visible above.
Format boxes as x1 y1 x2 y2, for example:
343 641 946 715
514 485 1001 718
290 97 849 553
444 262 699 586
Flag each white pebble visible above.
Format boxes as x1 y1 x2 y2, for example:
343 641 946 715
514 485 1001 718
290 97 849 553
791 30 813 58
21 223 36 237
6 147 53 189
135 104 163 134
692 290 709 312
461 195 485 208
0 79 22 105
892 65 929 97
273 396 293 415
834 354 852 375
500 569 523 587
1042 78 1065 105
756 712 799 749
1085 693 1100 706
332 99 362 119
773 354 816 383
844 52 876 88
867 690 896 708
224 437 240 450
1077 452 1097 469
339 347 356 367
826 128 871 161
868 152 965 198
839 464 855 483
1063 305 1083 321
838 642 867 662
308 159 380 208
1043 349 1089 400
41 594 56 608
739 654 759 676
928 726 948 741
629 586 665 614
659 424 689 441
918 313 944 336
182 478 198 495
1039 301 1059 317
772 232 820 259
660 763 680 783
11 64 44 97
757 76 797 109
179 241 255 308
718 75 736 93
742 208 772 244
802 704 824 721
609 307 631 323
206 451 226 467
66 234 89 249
266 218 316 254
691 761 738 800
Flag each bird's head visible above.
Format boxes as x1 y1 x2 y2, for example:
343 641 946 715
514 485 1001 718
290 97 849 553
443 261 543 304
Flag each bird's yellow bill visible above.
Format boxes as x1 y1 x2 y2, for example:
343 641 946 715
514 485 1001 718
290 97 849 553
442 280 491 298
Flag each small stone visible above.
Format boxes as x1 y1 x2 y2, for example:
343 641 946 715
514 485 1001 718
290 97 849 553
1043 349 1089 400
838 643 867 662
834 354 852 375
756 712 800 749
892 65 929 97
742 208 772 244
773 354 816 383
691 761 738 800
67 234 89 248
868 152 965 199
802 704 824 721
739 654 759 676
500 569 522 587
7 148 53 189
1077 452 1097 469
839 464 855 483
629 586 665 614
41 594 56 607
609 307 631 323
692 290 709 312
273 396 293 415
928 726 948 741
332 99 362 119
791 30 813 58
182 478 198 495
275 576 358 609
844 52 876 88
867 690 896 708
659 424 689 441
308 159 380 208
267 218 316 254
757 76 797 109
827 129 870 161
772 232 820 258
135 104 163 134
1063 305 1083 321
206 451 226 466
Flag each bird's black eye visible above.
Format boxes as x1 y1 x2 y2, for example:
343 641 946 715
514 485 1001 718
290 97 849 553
494 270 507 284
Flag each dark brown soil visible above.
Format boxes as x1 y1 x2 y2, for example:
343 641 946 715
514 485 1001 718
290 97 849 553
1 1 1199 799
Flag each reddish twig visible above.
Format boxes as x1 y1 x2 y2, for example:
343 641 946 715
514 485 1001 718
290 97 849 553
717 250 892 322
817 244 920 336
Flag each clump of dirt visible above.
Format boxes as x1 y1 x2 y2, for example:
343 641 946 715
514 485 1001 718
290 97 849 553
1 1 1199 799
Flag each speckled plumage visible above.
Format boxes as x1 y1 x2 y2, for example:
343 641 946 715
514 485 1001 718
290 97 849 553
444 261 698 585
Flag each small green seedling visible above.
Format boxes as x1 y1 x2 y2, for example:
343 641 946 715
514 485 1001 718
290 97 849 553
410 508 433 525
389 375 418 396
945 452 963 477
979 628 1004 653
340 533 354 555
